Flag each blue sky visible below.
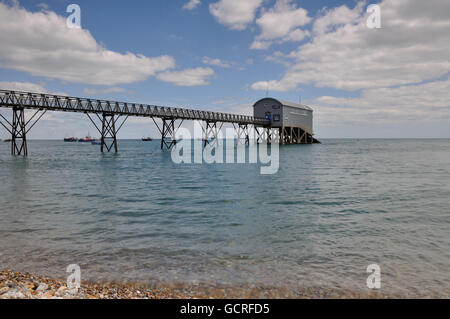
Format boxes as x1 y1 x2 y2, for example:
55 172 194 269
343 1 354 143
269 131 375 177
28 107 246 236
0 0 449 138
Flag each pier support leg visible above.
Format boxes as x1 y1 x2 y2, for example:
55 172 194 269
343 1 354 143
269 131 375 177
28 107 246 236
293 127 299 144
203 121 215 147
254 127 273 144
0 107 47 156
153 118 184 150
266 128 272 144
162 119 174 150
241 124 250 146
101 113 118 153
0 107 46 156
281 126 295 145
86 112 128 153
278 127 316 145
255 127 261 144
272 128 280 144
11 107 27 156
233 123 250 146
203 121 223 147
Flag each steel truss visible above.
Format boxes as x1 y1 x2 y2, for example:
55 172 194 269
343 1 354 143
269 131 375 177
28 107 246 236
233 123 250 146
153 118 184 150
254 127 279 144
202 121 224 147
280 126 316 145
0 90 268 126
0 107 47 155
86 112 128 153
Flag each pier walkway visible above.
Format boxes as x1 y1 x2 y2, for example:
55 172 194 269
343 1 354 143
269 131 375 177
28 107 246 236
0 89 316 155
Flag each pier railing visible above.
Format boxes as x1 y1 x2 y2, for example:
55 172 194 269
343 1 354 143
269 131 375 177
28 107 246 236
0 90 268 125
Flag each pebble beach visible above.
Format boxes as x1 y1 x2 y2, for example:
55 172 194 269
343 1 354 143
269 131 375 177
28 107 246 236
0 269 417 299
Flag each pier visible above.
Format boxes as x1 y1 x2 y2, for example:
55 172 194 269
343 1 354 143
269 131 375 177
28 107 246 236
0 90 318 156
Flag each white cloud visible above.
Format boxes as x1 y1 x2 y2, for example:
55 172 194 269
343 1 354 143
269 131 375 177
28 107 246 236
249 40 272 50
209 0 263 30
251 0 450 91
0 81 69 96
0 3 175 86
202 56 231 68
251 80 288 92
222 102 253 116
250 0 450 129
311 78 450 125
251 0 311 50
212 96 250 106
283 28 309 42
0 81 50 93
83 87 130 96
263 51 292 67
312 2 363 35
156 67 215 86
183 0 201 11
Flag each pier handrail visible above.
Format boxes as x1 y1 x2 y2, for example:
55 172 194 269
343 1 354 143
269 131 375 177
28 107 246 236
0 89 269 126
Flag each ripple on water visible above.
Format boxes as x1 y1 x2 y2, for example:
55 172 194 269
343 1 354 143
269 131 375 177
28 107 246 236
0 139 449 297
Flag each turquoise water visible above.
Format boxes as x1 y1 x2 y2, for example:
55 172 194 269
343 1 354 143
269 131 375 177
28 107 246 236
0 139 449 296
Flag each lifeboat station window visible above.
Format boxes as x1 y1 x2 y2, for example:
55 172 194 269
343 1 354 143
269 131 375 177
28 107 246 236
273 114 280 122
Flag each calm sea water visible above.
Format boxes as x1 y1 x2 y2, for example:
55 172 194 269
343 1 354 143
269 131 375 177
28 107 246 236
0 139 449 296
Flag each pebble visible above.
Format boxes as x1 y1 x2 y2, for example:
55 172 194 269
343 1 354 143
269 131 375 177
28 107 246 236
57 286 67 293
36 283 49 292
2 289 25 299
25 282 37 290
0 269 420 299
42 291 54 299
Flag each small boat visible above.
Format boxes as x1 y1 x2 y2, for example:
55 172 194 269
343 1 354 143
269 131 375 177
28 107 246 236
142 137 153 141
91 140 101 145
64 137 78 142
4 139 12 143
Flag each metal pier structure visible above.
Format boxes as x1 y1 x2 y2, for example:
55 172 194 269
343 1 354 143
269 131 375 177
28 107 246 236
0 90 318 156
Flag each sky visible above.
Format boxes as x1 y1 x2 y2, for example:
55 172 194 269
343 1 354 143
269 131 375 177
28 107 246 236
0 0 449 139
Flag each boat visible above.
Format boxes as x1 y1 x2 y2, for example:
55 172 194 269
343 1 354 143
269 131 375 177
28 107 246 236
91 140 101 145
64 137 78 142
4 139 12 142
78 134 95 143
142 137 153 141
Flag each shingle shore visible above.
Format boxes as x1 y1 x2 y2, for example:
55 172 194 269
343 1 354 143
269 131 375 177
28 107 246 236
0 269 415 299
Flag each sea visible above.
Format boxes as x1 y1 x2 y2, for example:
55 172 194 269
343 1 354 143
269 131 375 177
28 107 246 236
0 139 449 297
